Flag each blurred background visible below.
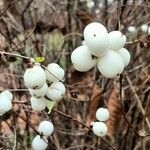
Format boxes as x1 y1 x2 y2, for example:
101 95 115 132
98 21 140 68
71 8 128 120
0 0 150 149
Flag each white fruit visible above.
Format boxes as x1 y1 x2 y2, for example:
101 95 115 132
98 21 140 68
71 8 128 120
45 63 64 83
118 48 131 66
84 22 109 56
96 108 110 122
141 24 148 33
32 135 48 150
84 22 107 35
97 50 124 78
29 83 48 98
0 95 12 114
30 97 46 111
46 82 65 101
128 26 137 33
87 1 94 8
148 27 150 35
24 65 46 89
50 82 65 94
1 90 13 100
71 45 97 72
108 31 126 51
92 122 107 137
38 121 54 136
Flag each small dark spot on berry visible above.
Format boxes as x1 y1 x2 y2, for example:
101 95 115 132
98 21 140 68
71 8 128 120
33 86 39 89
91 55 97 59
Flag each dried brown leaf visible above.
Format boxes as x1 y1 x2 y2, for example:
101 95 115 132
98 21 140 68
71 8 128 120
107 88 122 136
86 84 104 127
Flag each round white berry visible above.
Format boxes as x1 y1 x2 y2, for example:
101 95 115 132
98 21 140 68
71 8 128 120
96 108 110 122
128 26 137 33
141 24 148 33
45 63 65 83
87 1 94 8
118 48 131 66
30 97 46 111
46 82 65 101
38 121 54 136
92 122 107 137
1 90 13 100
97 50 124 78
0 94 12 114
71 45 97 72
24 65 46 89
84 22 107 35
32 135 48 150
50 82 65 94
84 22 109 56
29 83 48 98
108 31 126 51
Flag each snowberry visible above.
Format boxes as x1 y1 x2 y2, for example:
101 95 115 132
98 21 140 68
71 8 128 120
24 65 46 89
38 121 54 136
45 63 65 83
32 135 48 150
141 24 148 33
30 97 46 111
50 82 65 94
92 122 107 137
108 31 126 51
128 26 137 33
0 94 12 114
84 22 109 56
1 90 13 100
97 50 124 78
118 48 131 67
84 22 107 35
29 83 48 98
96 108 110 122
71 45 97 72
46 82 65 101
87 1 94 8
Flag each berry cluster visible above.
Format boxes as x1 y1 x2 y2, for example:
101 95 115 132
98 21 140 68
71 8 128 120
0 90 13 115
92 108 110 137
23 62 65 111
32 120 54 150
71 22 131 78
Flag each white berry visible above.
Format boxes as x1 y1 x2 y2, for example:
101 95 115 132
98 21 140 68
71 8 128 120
24 65 46 89
92 122 107 137
84 22 109 56
96 108 110 122
30 97 46 111
46 82 65 101
71 45 97 72
118 48 131 66
29 83 48 98
97 50 124 78
1 90 13 100
0 94 12 114
38 121 54 136
51 82 65 94
45 63 65 83
32 135 48 150
108 31 126 51
87 1 94 8
141 24 148 33
128 26 137 33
